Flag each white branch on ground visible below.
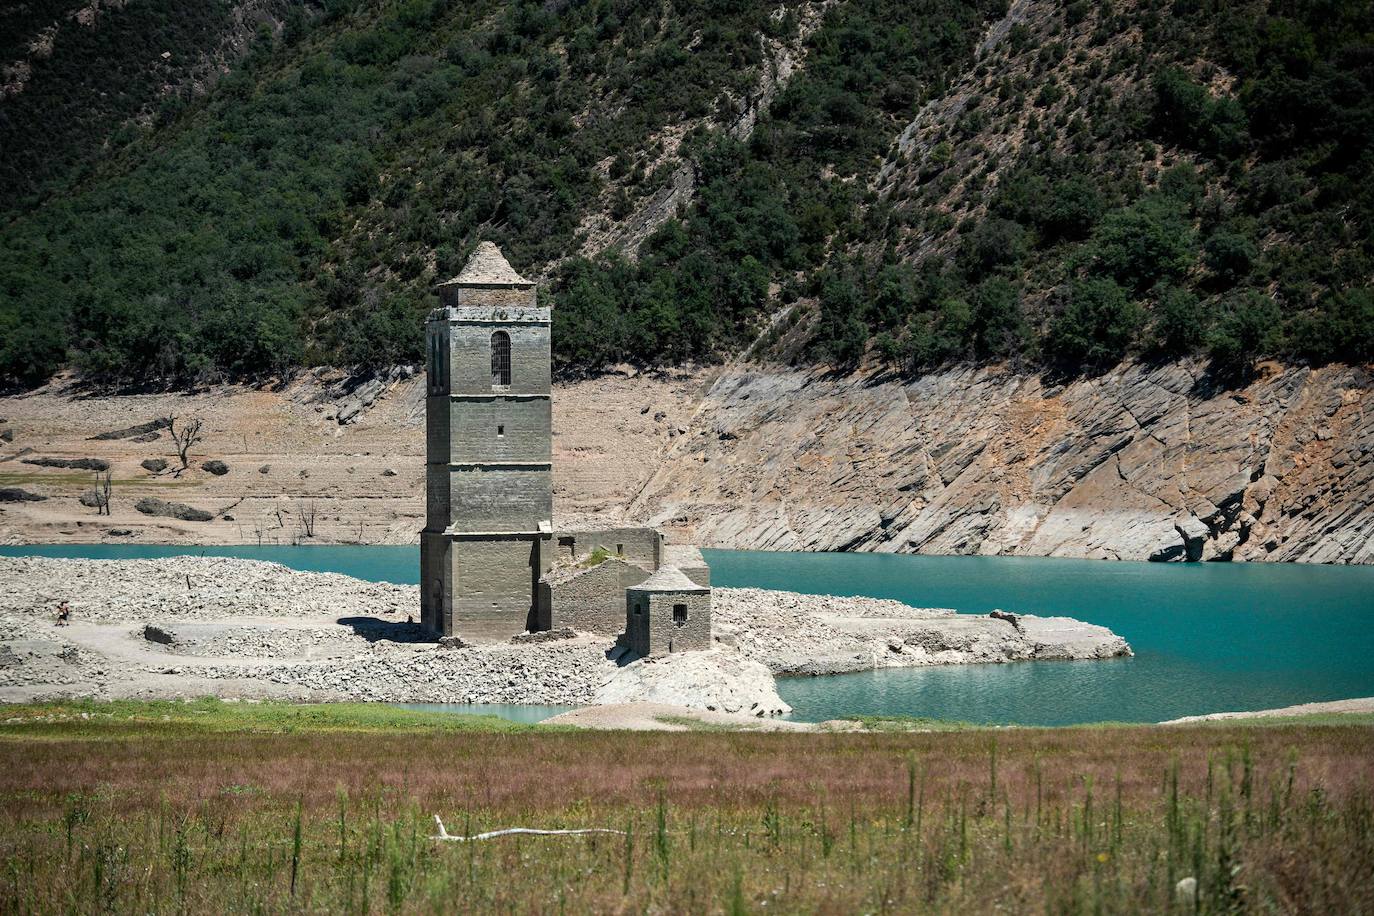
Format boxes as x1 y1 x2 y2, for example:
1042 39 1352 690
431 815 626 842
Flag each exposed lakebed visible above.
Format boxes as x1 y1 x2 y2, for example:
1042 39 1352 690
2 545 1371 724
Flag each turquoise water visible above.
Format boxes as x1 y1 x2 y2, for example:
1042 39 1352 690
5 544 1373 725
704 549 1374 725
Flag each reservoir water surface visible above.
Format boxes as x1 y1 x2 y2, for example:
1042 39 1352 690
4 544 1372 725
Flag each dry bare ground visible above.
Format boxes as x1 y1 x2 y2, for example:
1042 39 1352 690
4 359 1370 564
0 367 709 545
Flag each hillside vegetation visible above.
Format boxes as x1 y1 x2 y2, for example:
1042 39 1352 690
816 0 1374 379
0 0 1370 389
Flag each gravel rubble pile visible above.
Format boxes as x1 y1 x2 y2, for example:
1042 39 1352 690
0 556 412 624
156 625 372 660
715 587 1131 675
0 557 1131 705
195 639 617 705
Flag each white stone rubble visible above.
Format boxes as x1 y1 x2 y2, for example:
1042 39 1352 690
0 556 1130 708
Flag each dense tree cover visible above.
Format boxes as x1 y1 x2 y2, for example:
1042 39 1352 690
0 0 252 209
809 0 1374 379
1 0 1370 389
0 0 788 386
552 0 1002 372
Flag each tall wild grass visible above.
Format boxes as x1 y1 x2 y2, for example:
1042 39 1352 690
0 709 1370 913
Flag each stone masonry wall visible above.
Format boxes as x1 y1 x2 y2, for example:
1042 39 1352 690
548 558 651 633
448 286 536 310
454 537 538 640
450 322 551 394
557 527 663 570
626 590 712 656
419 532 451 632
663 544 711 587
449 467 553 532
448 396 550 463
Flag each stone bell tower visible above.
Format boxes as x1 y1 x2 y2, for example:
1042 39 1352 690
420 242 553 641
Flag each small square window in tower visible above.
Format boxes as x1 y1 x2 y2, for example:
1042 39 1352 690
673 603 688 626
490 330 511 388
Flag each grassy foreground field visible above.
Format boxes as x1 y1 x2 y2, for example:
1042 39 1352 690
1 701 1371 914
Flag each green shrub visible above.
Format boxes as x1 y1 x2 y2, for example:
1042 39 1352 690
0 314 67 389
1150 68 1248 158
1207 291 1282 379
815 274 870 367
1084 197 1195 291
909 297 974 367
957 219 1030 281
1202 228 1258 287
1148 285 1206 357
969 276 1029 359
1287 288 1374 366
1046 278 1145 370
993 165 1104 242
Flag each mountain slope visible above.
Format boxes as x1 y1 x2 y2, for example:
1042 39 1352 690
1 0 1002 386
3 0 1369 390
2 0 1371 565
0 0 299 209
794 0 1373 379
3 357 1370 564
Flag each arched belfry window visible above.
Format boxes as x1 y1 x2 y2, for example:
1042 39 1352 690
491 331 511 387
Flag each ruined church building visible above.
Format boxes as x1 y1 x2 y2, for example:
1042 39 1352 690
420 242 712 651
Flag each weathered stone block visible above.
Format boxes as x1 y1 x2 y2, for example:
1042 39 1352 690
0 487 45 502
135 498 213 522
1175 515 1210 562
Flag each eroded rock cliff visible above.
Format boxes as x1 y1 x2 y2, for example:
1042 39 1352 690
3 361 1369 563
630 361 1373 564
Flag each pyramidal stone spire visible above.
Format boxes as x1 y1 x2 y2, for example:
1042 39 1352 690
441 241 532 288
633 565 708 592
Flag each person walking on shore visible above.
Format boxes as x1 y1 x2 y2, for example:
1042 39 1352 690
55 601 70 627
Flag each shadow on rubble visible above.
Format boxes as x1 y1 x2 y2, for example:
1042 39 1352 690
606 645 641 668
336 617 433 644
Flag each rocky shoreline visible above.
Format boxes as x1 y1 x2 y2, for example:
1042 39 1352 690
630 362 1374 565
714 587 1130 675
0 556 1130 714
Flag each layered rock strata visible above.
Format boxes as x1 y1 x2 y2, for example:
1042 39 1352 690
631 361 1374 564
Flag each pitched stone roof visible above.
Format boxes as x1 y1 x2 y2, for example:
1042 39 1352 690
541 557 638 586
629 565 708 592
439 241 532 287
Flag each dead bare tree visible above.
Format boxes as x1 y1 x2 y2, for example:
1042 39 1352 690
295 501 317 541
167 416 204 474
93 470 112 515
